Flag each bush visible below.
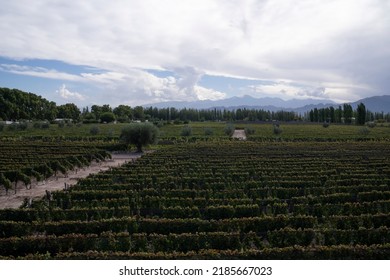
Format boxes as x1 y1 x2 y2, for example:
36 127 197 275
7 123 17 131
33 122 50 129
245 127 255 135
367 122 376 128
155 121 165 128
8 122 28 131
58 122 65 128
181 125 192 137
117 116 130 123
41 122 50 129
204 127 214 136
0 123 5 132
18 122 28 130
323 122 330 128
273 124 282 135
358 127 370 136
224 123 235 136
90 126 100 135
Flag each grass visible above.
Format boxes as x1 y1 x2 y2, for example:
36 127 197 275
0 121 389 141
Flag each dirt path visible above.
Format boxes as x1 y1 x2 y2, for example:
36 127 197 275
232 129 247 140
0 152 144 209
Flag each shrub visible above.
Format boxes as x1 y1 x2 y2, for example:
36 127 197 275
33 122 50 129
273 124 282 135
155 121 165 128
117 116 130 123
90 126 100 135
33 122 41 129
7 123 18 131
323 122 330 128
358 127 370 136
18 122 28 130
245 127 255 135
41 122 50 129
8 122 28 131
204 127 214 136
224 123 235 136
180 125 192 137
367 122 376 128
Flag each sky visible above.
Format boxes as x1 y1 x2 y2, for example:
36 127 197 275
0 0 389 107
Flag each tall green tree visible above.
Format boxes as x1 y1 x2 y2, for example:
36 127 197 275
343 104 353 124
356 102 366 125
57 103 81 121
133 106 145 121
100 112 116 123
113 105 133 122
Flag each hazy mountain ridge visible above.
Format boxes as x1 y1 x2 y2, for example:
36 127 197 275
144 95 390 113
144 95 335 110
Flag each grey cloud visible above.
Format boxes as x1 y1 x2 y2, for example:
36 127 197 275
0 0 389 104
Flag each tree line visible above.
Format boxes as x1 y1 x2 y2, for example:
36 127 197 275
1 87 389 124
306 103 390 125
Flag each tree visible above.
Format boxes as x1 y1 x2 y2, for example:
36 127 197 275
91 105 111 120
113 105 132 122
133 106 145 121
57 103 81 121
313 108 319 122
120 123 159 152
356 102 366 125
343 104 353 124
100 112 116 123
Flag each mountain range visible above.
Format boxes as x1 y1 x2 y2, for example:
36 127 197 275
144 95 390 114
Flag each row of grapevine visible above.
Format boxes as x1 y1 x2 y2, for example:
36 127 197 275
0 140 113 194
0 141 389 259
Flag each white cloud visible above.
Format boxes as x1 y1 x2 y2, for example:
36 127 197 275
0 64 83 81
0 0 389 104
56 84 85 101
194 86 226 101
248 82 327 100
88 67 226 105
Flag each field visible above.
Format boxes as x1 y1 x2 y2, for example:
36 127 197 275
1 121 390 141
0 123 390 259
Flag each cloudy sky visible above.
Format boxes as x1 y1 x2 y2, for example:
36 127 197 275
0 0 389 107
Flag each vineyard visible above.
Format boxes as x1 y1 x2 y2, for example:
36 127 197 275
1 140 390 259
0 140 115 195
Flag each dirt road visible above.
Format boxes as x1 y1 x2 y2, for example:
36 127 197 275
0 152 143 209
232 129 247 140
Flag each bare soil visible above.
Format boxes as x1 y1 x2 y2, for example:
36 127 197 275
232 129 247 140
0 152 144 209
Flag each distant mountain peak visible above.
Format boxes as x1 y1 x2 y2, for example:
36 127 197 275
143 95 389 113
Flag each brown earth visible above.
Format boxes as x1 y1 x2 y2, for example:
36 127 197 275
0 152 144 209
